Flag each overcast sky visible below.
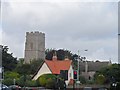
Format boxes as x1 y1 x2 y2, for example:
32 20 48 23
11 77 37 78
1 0 119 63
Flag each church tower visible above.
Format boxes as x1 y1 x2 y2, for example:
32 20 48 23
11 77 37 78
24 31 45 63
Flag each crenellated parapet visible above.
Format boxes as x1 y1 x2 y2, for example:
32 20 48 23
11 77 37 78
26 31 45 36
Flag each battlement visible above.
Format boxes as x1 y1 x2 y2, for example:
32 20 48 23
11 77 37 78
26 31 45 36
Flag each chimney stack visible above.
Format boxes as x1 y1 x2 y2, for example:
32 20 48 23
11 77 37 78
52 51 57 61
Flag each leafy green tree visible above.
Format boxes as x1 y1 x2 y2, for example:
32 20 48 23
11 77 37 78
3 78 13 86
17 58 24 66
45 49 54 60
3 71 20 85
16 59 44 75
94 64 120 84
2 46 18 71
45 49 73 60
17 75 36 87
4 71 20 79
45 48 79 70
29 59 44 74
16 63 31 75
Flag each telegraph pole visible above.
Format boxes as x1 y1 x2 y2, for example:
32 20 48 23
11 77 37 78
77 50 80 82
77 49 88 84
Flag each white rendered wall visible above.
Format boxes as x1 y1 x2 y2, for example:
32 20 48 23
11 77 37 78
33 63 52 80
65 65 73 85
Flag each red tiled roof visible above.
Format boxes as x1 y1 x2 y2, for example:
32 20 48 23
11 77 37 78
45 60 72 74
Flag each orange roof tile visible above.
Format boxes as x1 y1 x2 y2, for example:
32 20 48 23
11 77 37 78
45 60 72 74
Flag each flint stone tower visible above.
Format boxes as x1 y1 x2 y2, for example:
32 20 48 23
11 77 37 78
24 31 45 63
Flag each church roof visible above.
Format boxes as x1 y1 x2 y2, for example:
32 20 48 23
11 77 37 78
45 60 72 74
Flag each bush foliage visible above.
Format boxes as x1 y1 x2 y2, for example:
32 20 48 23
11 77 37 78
37 74 56 87
37 74 66 89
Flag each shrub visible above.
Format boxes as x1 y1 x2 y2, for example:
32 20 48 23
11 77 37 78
79 76 86 84
96 74 106 85
38 76 47 86
4 71 20 79
37 74 63 89
58 78 66 89
26 80 37 87
116 82 120 90
37 74 56 87
3 78 13 86
45 78 56 89
17 75 32 87
87 80 94 84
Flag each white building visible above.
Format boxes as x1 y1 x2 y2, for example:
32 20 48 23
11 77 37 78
32 55 73 85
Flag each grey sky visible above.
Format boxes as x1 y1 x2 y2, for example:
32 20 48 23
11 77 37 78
1 0 118 63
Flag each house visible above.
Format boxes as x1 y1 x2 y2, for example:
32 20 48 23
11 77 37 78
32 54 73 85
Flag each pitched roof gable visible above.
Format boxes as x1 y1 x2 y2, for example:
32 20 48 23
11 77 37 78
45 60 72 74
32 61 45 79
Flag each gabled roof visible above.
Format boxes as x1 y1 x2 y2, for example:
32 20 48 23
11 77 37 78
45 60 72 74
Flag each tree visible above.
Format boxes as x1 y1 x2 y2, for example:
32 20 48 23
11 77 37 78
17 58 24 66
4 71 20 79
17 75 37 87
16 59 44 75
94 64 120 84
45 48 79 70
29 59 44 74
16 63 31 75
3 71 20 86
2 46 18 71
45 49 75 60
